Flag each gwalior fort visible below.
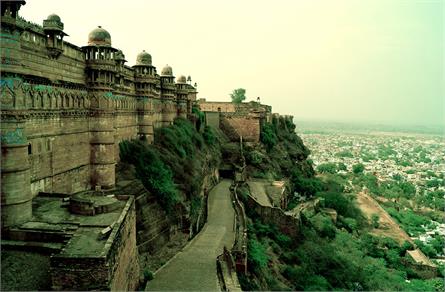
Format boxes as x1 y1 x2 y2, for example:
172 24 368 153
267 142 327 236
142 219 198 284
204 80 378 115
4 1 439 291
0 1 291 290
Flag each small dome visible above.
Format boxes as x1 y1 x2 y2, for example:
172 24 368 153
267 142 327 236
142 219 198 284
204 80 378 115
46 14 61 22
88 26 111 46
176 75 187 84
136 50 152 65
161 64 173 76
43 13 64 31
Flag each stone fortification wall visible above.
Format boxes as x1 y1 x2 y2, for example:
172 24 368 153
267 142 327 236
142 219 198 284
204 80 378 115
50 197 139 291
0 3 198 228
220 114 261 142
106 197 140 291
199 100 272 142
198 100 236 112
245 192 300 238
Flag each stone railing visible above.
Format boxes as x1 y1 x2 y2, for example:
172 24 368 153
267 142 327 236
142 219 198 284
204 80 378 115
216 246 242 291
231 182 248 273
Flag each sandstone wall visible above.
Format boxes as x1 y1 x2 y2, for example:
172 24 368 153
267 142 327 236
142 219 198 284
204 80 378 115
107 198 140 291
221 116 260 142
245 194 300 238
199 101 236 112
205 112 220 128
50 198 140 291
26 113 90 196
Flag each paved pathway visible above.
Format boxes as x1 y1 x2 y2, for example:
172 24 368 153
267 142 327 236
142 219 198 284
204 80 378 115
146 179 235 291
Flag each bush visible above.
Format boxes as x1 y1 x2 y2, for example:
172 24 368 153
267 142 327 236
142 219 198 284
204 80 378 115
248 239 269 272
371 214 380 228
143 269 154 282
246 150 263 165
202 125 217 145
353 163 365 174
260 122 278 151
317 191 363 221
316 163 338 174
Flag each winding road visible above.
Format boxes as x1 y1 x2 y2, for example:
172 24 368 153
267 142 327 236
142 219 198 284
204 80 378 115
145 179 235 291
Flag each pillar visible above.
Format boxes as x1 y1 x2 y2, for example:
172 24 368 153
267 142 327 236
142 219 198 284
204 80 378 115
90 108 115 189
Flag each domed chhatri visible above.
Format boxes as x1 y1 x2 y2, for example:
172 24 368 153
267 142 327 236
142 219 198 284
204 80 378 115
88 26 111 46
46 13 61 22
43 13 64 31
176 75 187 84
161 64 173 76
136 50 152 66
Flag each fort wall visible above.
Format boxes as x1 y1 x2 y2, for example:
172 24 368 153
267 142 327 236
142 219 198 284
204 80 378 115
49 197 139 291
0 3 198 227
198 99 272 142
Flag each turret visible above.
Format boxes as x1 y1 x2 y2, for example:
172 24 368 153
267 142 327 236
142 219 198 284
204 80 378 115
160 65 176 126
186 80 198 116
0 0 32 229
176 75 188 118
43 14 67 58
133 50 157 142
82 26 117 190
82 26 117 90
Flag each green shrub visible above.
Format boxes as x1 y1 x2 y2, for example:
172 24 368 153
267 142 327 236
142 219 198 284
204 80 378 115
371 214 380 228
202 125 217 145
317 191 363 221
316 163 338 174
260 122 278 151
248 239 269 272
353 163 365 174
247 150 263 165
143 269 154 282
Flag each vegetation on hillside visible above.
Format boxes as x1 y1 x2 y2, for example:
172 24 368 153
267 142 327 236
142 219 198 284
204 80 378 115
246 115 318 206
238 177 444 291
119 118 221 221
239 119 444 291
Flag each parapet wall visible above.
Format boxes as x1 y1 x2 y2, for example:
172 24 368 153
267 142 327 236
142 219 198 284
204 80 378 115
245 191 300 239
50 197 139 291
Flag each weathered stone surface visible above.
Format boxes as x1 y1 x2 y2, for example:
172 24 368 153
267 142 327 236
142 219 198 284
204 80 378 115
0 2 198 227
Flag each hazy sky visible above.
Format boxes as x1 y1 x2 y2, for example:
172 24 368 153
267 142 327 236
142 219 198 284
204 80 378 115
20 0 443 126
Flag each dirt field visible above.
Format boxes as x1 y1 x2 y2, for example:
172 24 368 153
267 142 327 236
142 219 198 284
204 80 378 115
356 191 413 244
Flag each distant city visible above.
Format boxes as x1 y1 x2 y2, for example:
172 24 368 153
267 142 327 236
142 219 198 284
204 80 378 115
297 120 444 261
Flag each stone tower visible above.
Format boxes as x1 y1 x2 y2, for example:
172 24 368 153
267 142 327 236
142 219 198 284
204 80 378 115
82 26 117 189
160 65 176 126
133 50 156 143
176 75 188 119
0 0 33 228
42 14 66 59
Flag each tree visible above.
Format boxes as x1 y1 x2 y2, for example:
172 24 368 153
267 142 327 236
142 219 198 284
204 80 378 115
353 163 365 174
338 162 347 171
230 88 246 103
316 163 337 174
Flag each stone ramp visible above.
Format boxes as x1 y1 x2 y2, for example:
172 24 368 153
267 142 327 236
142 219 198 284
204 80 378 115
247 180 272 207
146 179 235 291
